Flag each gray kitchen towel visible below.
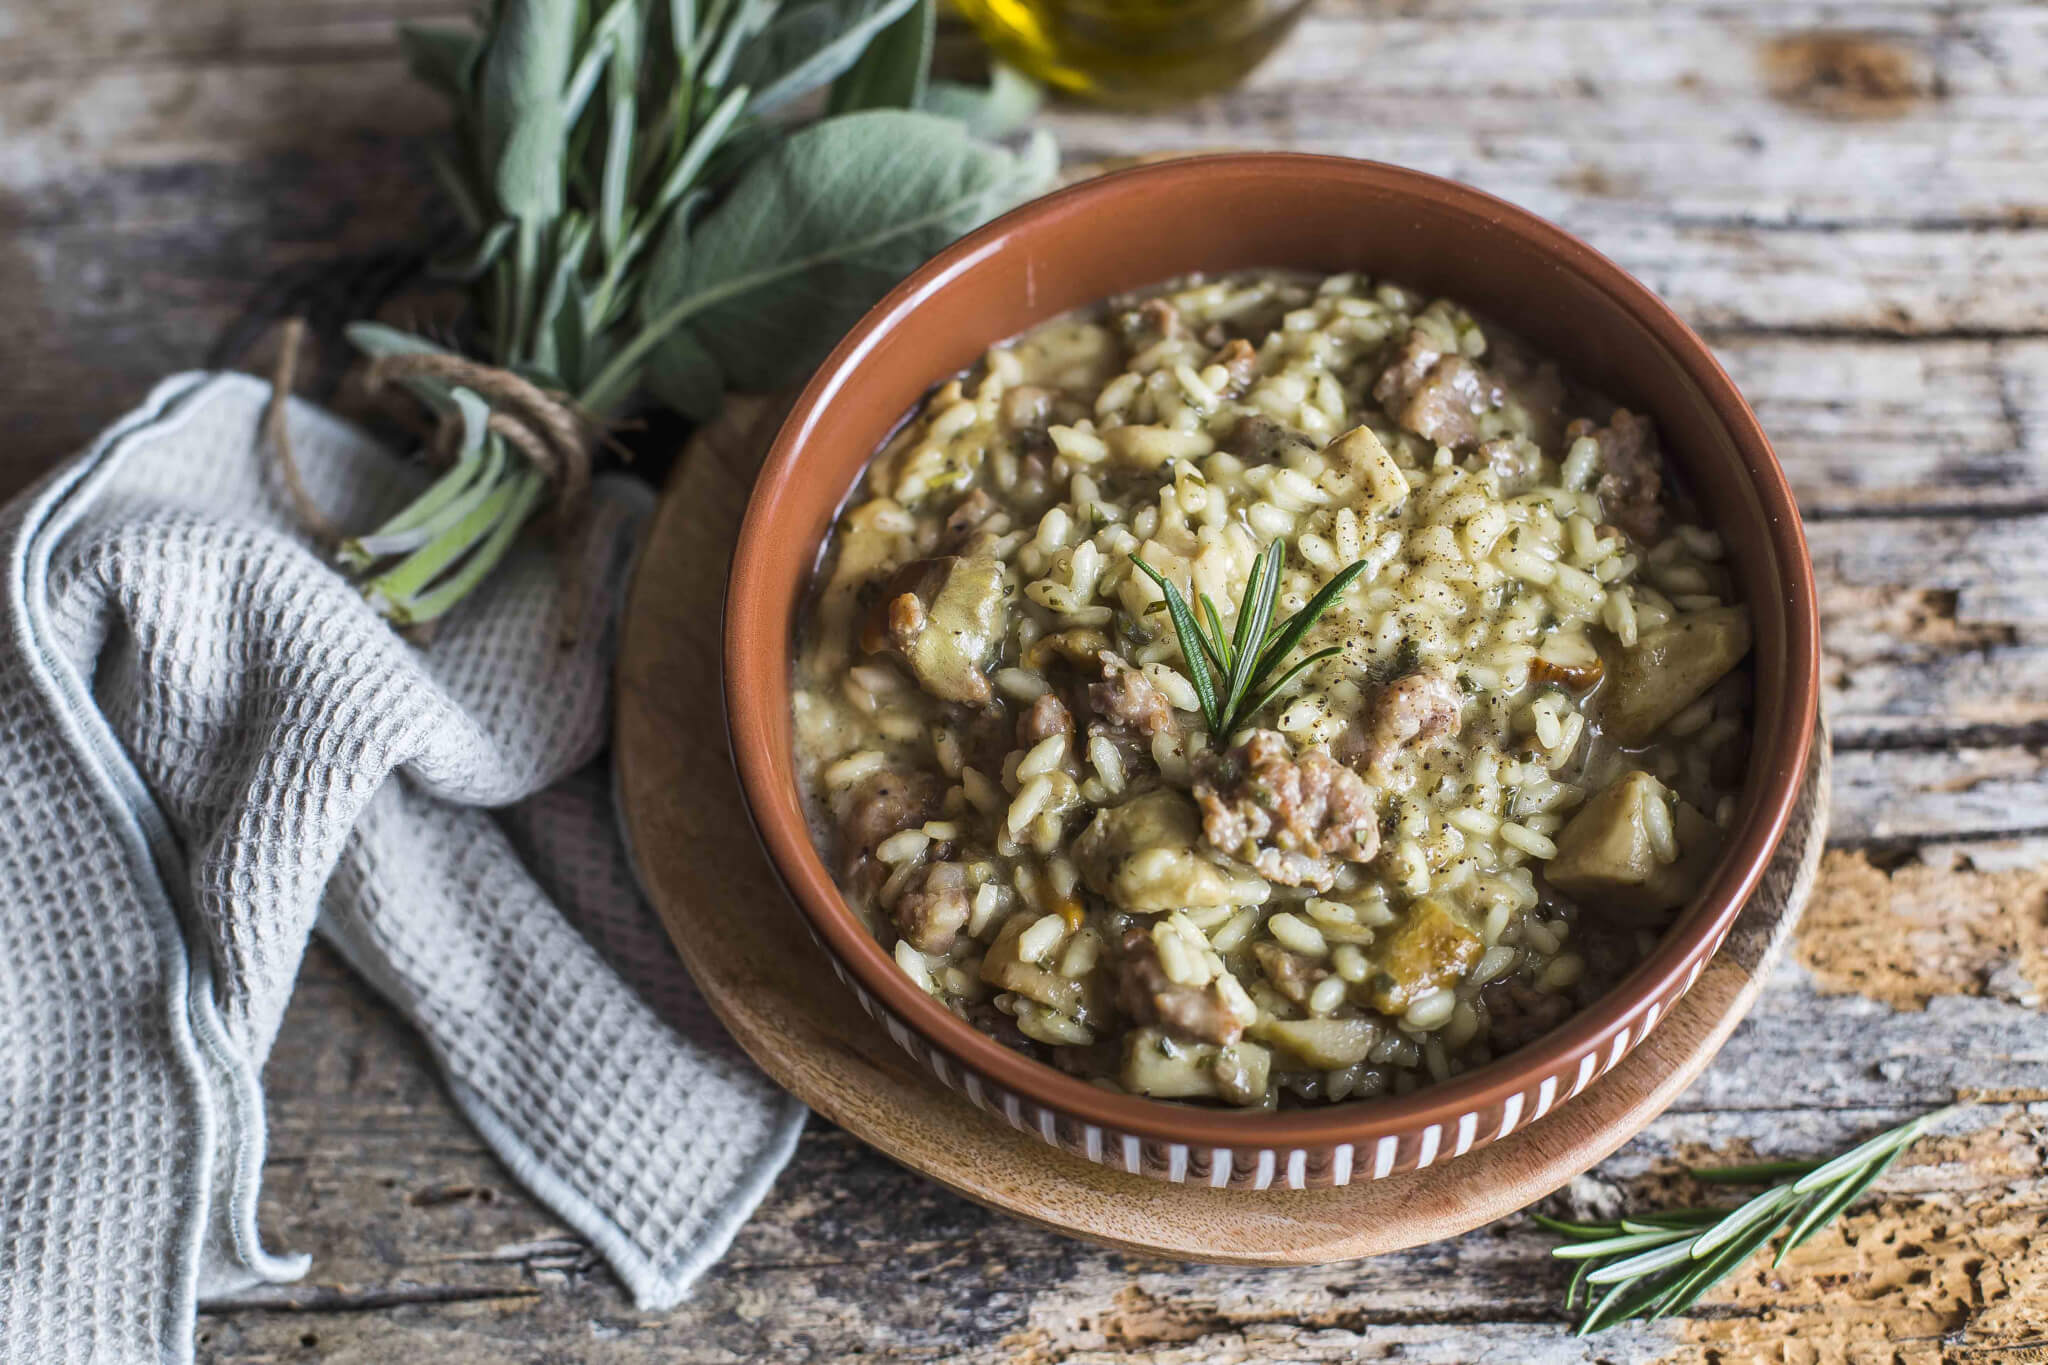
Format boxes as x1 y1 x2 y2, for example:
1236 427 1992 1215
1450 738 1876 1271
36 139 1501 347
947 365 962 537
0 373 806 1364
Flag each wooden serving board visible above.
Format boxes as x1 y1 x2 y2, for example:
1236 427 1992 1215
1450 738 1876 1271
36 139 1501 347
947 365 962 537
614 394 1831 1264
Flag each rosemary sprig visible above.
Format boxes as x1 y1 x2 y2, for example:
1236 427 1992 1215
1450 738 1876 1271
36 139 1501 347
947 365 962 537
1132 541 1367 741
1536 1106 1952 1335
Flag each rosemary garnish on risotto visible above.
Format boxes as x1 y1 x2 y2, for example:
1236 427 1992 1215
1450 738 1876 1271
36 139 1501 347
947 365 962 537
1132 539 1368 741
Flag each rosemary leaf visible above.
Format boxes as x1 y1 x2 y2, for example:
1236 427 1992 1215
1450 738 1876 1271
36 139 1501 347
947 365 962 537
1220 542 1283 731
1551 1227 1695 1260
1565 1255 1595 1311
1687 1183 1799 1260
1586 1235 1707 1286
1253 556 1369 679
1130 558 1222 733
1649 1196 1799 1322
1239 645 1344 722
1528 1212 1621 1239
1791 1107 1950 1195
1689 1158 1821 1184
1776 1143 1908 1265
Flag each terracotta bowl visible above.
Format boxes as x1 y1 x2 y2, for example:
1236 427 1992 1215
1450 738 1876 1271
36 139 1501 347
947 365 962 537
725 154 1819 1190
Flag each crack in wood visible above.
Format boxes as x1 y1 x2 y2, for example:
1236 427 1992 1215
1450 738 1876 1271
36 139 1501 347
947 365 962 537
199 1283 541 1314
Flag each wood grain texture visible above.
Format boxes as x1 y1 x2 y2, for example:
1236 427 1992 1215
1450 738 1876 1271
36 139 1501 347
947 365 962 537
0 0 2041 1358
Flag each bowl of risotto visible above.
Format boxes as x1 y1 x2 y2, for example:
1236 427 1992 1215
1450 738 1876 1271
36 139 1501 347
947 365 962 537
725 154 1819 1188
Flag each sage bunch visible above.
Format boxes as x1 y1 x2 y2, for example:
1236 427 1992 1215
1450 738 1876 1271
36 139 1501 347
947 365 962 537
339 0 1053 623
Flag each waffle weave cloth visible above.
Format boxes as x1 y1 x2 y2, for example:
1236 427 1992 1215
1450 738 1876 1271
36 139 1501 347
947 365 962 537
0 374 805 1364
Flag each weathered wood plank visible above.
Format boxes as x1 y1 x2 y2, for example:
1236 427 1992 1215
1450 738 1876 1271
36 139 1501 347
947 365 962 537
5 2 2046 231
1810 513 2048 632
1720 337 2048 514
195 946 2043 1363
1833 746 2048 846
1044 7 2048 228
0 0 464 75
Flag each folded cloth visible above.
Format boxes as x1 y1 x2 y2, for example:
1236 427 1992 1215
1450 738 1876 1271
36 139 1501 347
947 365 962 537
0 374 805 1365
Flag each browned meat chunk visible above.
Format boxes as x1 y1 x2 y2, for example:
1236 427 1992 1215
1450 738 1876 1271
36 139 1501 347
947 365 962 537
1223 413 1318 463
837 769 943 883
860 555 1006 706
1570 409 1663 544
1208 338 1259 397
1193 730 1380 891
1118 928 1243 1046
1253 941 1330 1007
891 860 972 954
1345 668 1463 775
1016 692 1074 748
1373 330 1505 450
1087 651 1177 736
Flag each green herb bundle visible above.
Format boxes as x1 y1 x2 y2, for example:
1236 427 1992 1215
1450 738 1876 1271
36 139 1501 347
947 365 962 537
1538 1106 1951 1334
340 0 1053 624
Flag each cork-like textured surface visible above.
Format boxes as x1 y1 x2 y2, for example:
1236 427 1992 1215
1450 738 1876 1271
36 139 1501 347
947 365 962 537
3 0 2043 1358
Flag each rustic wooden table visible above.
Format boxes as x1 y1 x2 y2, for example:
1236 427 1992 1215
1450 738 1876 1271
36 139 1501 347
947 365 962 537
5 1 2045 1360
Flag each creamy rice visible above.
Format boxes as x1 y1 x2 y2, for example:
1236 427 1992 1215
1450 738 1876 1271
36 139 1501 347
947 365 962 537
792 270 1752 1109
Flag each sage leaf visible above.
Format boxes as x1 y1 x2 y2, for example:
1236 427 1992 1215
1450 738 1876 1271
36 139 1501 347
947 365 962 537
400 25 483 101
730 0 921 113
828 0 934 114
480 0 579 222
431 220 515 283
618 110 1056 404
645 328 727 421
920 61 1043 138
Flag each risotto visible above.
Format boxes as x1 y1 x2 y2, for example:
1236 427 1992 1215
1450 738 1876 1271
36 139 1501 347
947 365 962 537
791 270 1753 1109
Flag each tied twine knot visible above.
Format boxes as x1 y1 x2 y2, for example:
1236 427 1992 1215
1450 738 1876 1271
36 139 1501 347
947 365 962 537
262 318 601 547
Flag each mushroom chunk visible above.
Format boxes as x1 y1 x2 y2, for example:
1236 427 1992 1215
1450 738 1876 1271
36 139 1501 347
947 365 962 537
1118 929 1245 1047
1602 606 1751 745
860 554 1007 706
1545 770 1723 916
1359 896 1483 1015
979 913 1090 1016
1073 790 1265 913
1119 1028 1273 1107
1193 730 1379 892
1322 425 1410 516
1255 1016 1381 1070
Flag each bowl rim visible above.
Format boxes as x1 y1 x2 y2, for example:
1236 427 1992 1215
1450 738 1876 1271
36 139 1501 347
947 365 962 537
725 152 1820 1149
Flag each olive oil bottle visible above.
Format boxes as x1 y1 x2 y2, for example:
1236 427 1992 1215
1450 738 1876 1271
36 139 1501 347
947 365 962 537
951 0 1312 107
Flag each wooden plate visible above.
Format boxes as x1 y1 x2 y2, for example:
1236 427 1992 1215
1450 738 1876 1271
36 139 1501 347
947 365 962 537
614 395 1831 1263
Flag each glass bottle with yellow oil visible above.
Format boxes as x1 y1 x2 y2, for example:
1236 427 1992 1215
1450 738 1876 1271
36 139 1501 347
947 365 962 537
950 0 1313 107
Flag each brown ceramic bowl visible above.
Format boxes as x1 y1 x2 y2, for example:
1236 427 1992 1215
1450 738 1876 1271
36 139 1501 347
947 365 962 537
726 154 1819 1190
